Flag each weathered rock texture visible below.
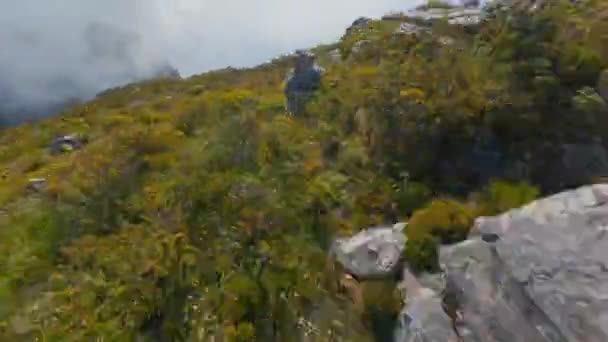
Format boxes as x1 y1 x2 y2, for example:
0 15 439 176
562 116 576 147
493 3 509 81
393 184 608 342
395 268 459 342
332 222 406 279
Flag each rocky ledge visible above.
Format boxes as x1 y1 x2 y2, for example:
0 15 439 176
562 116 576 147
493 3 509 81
334 184 608 341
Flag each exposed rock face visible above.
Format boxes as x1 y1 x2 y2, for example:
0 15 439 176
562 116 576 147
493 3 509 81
350 39 373 55
395 268 459 342
393 184 608 342
439 184 608 341
394 22 430 36
331 222 406 279
404 7 481 27
284 50 323 115
441 239 566 341
347 17 372 33
468 184 608 341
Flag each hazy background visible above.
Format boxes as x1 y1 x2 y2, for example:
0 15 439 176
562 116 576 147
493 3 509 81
0 0 434 124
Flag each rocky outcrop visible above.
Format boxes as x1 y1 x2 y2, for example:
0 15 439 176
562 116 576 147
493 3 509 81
346 17 372 33
395 184 608 342
395 268 459 342
394 22 430 36
331 222 406 279
403 7 481 27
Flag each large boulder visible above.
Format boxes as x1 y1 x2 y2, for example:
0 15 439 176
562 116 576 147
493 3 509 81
437 184 608 341
403 7 481 27
332 222 407 279
440 239 566 341
394 268 459 342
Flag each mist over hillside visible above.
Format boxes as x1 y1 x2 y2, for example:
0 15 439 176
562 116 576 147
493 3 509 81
0 0 432 125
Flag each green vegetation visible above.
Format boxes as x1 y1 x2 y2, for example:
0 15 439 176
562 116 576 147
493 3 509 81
0 0 607 340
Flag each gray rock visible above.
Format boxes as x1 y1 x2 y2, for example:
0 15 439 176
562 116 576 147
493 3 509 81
442 184 608 342
27 178 47 192
50 134 84 153
395 268 459 342
598 69 608 101
332 222 406 279
394 22 430 36
440 239 566 342
350 39 372 55
404 7 481 27
346 17 372 33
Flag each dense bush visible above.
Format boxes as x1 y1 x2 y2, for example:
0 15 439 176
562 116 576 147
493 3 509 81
0 0 607 339
404 233 440 273
476 180 540 215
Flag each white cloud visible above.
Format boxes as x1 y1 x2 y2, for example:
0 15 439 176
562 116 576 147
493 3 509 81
0 0 426 123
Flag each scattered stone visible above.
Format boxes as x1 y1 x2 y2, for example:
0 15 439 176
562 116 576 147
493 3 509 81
350 39 372 55
50 134 84 154
332 222 406 279
27 178 47 192
394 22 430 36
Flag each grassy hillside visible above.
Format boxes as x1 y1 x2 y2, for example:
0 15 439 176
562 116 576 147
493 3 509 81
0 0 607 340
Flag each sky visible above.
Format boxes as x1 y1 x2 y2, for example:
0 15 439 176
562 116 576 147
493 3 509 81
0 0 433 123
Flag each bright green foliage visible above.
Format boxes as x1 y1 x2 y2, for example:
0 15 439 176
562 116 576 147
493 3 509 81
407 199 477 244
404 233 440 273
477 180 540 216
403 199 476 272
0 0 606 339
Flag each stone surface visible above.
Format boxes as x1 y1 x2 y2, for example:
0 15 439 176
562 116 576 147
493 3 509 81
50 134 84 153
438 184 608 342
394 22 430 36
347 17 372 33
395 268 459 342
27 178 47 192
440 239 566 342
404 7 481 27
350 39 372 55
332 222 406 279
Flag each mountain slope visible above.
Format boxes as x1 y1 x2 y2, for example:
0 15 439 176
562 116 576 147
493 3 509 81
0 0 607 340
